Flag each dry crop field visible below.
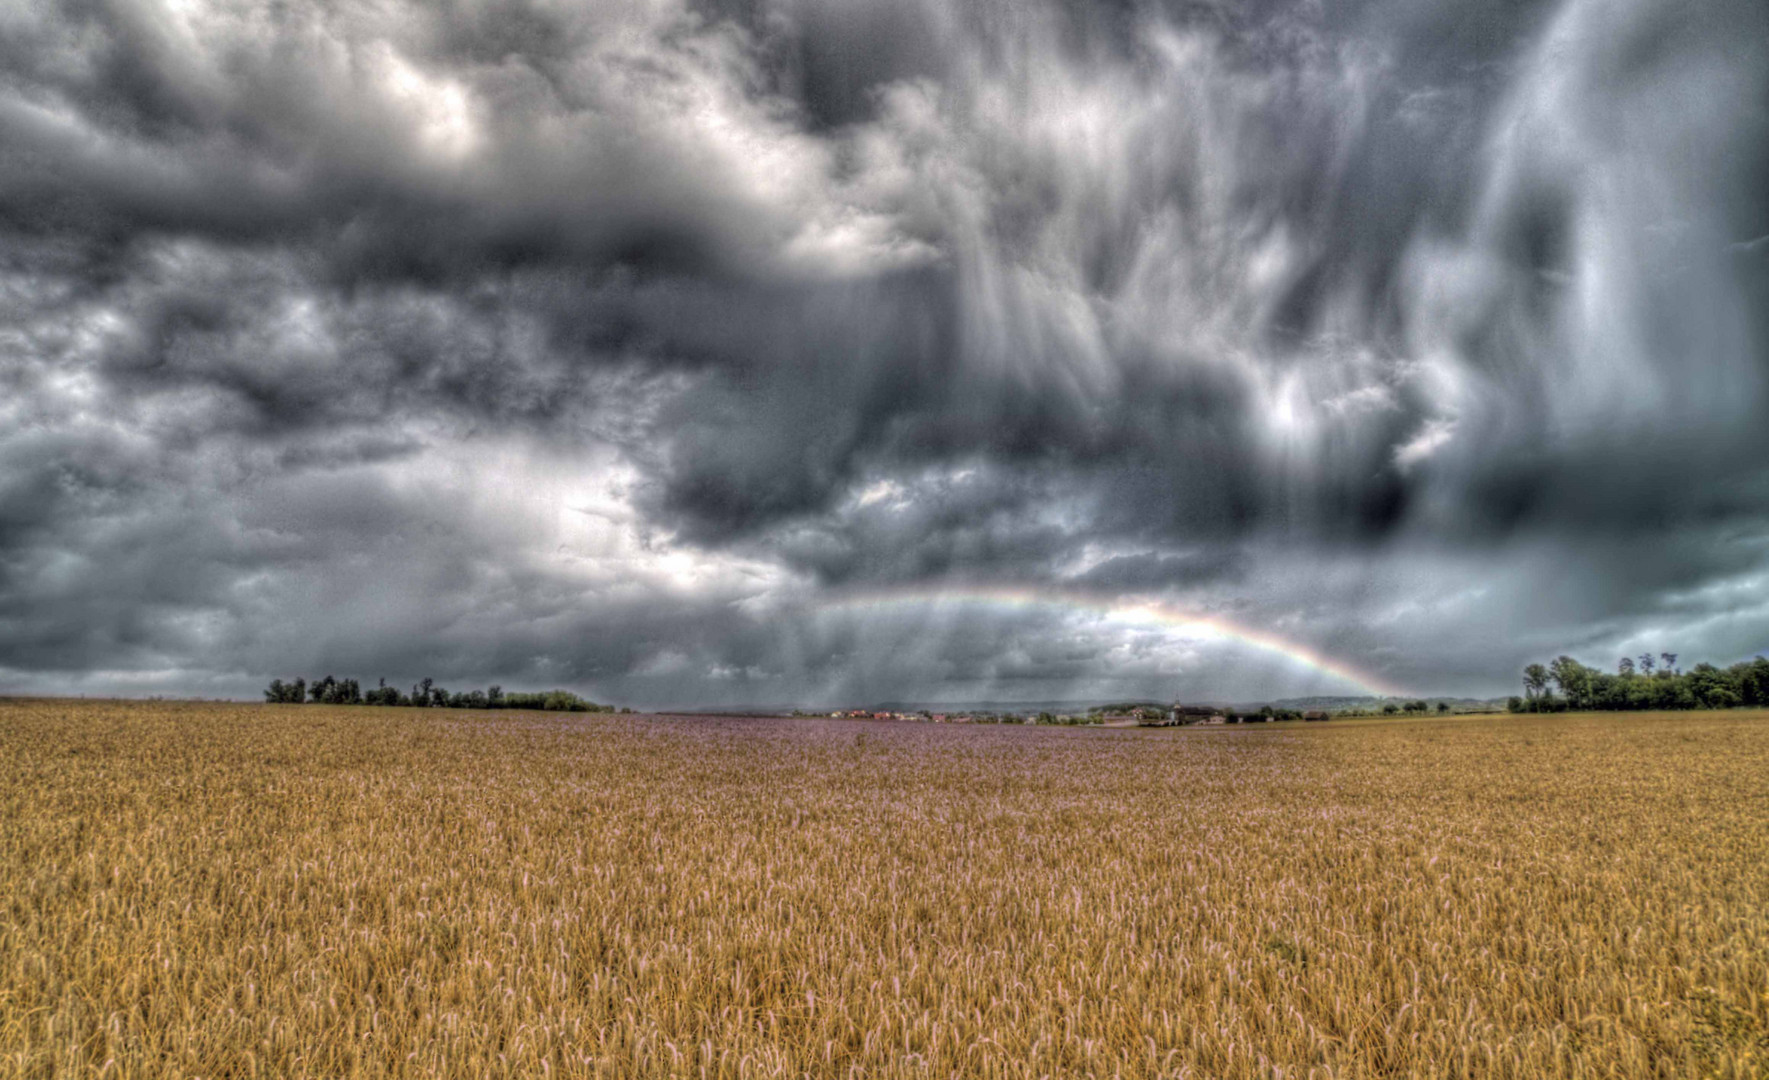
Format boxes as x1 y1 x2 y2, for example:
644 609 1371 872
2 701 1766 1079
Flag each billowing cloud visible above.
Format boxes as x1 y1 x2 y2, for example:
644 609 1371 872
3 0 1766 705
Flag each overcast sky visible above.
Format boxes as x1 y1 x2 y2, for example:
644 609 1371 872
3 0 1766 707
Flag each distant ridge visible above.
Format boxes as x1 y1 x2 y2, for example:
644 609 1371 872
676 694 1506 716
862 696 1391 714
855 695 1395 714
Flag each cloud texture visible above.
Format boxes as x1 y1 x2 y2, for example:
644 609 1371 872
3 0 1767 704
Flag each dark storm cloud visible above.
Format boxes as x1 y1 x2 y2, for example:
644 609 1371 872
2 0 1766 703
1072 550 1248 591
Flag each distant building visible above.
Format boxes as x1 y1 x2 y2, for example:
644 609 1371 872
1303 710 1330 722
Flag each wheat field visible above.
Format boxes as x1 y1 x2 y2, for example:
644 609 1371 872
1 701 1765 1079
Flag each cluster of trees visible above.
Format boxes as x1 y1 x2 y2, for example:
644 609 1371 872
1509 652 1769 712
1241 706 1308 722
1038 712 1096 725
1082 704 1165 722
264 676 619 713
1357 700 1451 716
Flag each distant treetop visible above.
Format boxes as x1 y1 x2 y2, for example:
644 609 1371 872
264 676 618 712
1508 654 1768 713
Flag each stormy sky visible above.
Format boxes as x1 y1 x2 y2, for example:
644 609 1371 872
3 0 1767 707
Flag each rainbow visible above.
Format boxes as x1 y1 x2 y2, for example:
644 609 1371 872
819 583 1406 698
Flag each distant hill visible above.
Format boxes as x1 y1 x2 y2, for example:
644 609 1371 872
745 694 1506 716
1236 695 1506 712
863 700 1090 714
1229 695 1378 711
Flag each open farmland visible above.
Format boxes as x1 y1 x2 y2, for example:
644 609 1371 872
2 702 1767 1079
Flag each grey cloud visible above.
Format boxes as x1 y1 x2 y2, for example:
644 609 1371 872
1070 550 1248 591
2 0 1766 705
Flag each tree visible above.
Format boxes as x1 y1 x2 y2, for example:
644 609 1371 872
365 678 400 706
1549 656 1593 709
263 672 617 712
1638 653 1655 675
1523 664 1550 701
1739 657 1769 706
1685 663 1739 709
1516 652 1762 714
1617 656 1634 676
264 678 302 704
1436 701 1450 714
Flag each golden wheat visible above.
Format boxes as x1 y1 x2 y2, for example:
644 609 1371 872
2 701 1766 1078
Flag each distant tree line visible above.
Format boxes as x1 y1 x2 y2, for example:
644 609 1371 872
1248 705 1308 722
264 676 620 712
1509 652 1769 713
1338 700 1453 717
1085 704 1164 722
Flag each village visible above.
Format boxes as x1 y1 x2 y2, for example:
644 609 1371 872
819 705 1333 726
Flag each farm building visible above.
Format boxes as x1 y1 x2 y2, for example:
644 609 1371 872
1303 710 1330 722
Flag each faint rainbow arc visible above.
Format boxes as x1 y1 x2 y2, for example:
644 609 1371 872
820 584 1406 698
